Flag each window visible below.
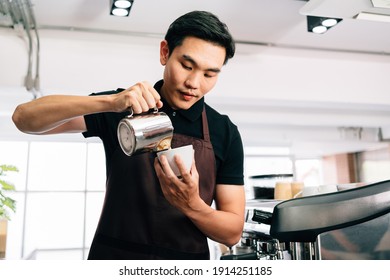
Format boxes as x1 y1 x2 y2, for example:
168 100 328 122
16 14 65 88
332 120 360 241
1 141 105 260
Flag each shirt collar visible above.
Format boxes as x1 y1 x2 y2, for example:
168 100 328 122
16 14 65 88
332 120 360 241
154 80 204 122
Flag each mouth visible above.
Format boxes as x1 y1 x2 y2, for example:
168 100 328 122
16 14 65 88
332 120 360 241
179 91 196 101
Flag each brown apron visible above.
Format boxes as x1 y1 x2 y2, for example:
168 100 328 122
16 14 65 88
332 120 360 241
88 108 216 259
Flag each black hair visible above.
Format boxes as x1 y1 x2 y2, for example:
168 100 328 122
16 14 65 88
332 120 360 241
164 11 235 65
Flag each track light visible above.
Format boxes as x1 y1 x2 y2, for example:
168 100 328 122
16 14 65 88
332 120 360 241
110 0 134 17
307 15 342 34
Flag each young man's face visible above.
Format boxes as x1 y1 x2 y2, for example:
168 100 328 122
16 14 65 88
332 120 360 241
159 36 226 110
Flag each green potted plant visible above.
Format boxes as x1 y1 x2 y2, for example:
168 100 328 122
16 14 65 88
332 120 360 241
0 164 18 259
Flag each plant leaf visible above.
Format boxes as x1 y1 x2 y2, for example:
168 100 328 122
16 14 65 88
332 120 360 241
0 179 16 191
0 164 18 220
0 165 19 173
0 208 8 220
3 197 16 212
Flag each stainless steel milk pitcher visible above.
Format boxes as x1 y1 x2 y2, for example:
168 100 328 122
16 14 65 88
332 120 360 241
117 107 174 156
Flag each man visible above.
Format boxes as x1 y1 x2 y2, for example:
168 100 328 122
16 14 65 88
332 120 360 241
12 11 245 260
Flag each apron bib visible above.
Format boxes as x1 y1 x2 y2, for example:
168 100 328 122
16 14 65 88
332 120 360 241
88 108 216 259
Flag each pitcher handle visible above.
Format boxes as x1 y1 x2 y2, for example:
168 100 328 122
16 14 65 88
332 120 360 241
127 106 158 117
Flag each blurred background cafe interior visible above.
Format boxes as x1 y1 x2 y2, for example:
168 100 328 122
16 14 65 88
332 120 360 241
1 0 390 260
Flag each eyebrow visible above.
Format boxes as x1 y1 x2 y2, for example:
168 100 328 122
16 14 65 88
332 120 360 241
182 54 221 73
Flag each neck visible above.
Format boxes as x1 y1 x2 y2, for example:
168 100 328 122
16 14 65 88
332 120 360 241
160 85 178 110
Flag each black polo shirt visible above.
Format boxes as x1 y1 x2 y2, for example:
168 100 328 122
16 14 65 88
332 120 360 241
83 80 244 186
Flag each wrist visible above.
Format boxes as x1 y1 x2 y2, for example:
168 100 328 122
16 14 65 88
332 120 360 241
92 94 116 113
185 196 213 220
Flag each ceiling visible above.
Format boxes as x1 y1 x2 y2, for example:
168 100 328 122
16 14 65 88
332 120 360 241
1 0 389 54
1 0 390 158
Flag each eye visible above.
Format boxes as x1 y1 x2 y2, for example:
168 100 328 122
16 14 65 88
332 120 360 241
204 72 217 78
181 63 192 70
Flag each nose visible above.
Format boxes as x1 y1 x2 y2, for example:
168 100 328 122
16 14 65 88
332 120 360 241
184 72 201 90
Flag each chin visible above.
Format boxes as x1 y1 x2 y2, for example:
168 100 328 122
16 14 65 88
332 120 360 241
179 101 195 110
172 98 195 110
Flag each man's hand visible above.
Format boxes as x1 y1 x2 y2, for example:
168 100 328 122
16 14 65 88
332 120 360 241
154 153 203 213
113 81 163 113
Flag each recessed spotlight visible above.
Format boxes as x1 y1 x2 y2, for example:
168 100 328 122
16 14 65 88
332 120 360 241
321 18 338 27
307 15 342 34
110 0 134 17
112 8 129 17
312 25 327 34
114 0 132 9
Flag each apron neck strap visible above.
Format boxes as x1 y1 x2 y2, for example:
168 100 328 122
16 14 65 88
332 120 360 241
201 107 211 142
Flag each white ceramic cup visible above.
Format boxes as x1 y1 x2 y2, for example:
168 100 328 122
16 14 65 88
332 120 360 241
318 184 338 194
294 186 319 198
157 144 194 176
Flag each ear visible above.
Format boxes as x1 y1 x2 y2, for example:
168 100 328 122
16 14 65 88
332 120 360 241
160 40 169 65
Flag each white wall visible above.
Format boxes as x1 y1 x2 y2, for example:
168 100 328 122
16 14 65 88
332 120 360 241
2 28 390 102
217 46 390 105
1 28 390 156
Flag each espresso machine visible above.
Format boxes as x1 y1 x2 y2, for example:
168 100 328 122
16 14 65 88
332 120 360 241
221 179 390 260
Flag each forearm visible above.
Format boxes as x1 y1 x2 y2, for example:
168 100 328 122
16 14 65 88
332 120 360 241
12 94 112 134
185 198 244 247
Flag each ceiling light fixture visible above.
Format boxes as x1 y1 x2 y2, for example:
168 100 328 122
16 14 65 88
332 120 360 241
110 0 134 17
307 15 342 34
